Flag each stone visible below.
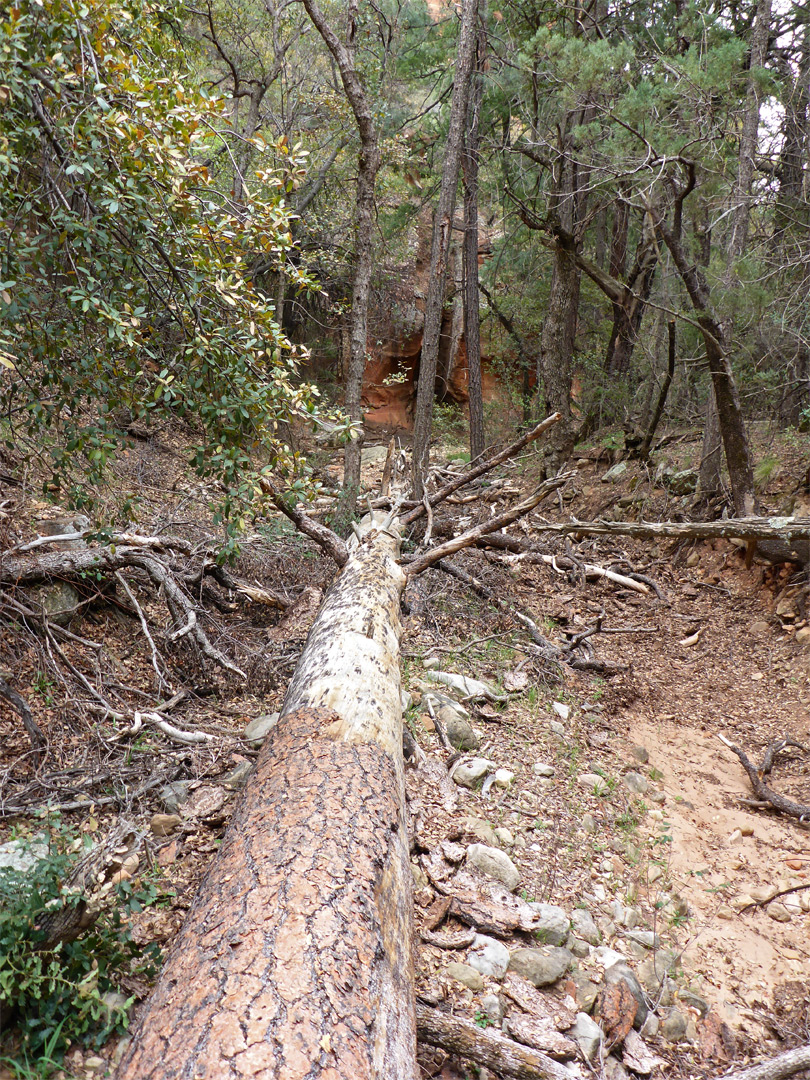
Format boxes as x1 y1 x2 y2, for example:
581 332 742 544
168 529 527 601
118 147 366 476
159 780 194 813
467 934 510 979
582 814 598 834
84 1057 105 1071
639 1013 659 1039
549 719 566 737
685 551 701 567
401 689 412 712
527 902 570 946
35 514 90 549
567 1013 603 1061
750 620 770 636
677 989 710 1018
182 784 226 820
648 788 666 804
567 972 601 1014
422 655 442 670
150 813 182 837
622 1030 665 1075
220 761 254 790
441 709 480 752
451 758 494 789
445 962 484 992
244 712 279 748
604 963 648 1028
661 1008 688 1042
36 581 81 627
552 701 571 721
636 951 678 995
593 946 626 969
441 840 466 864
361 444 389 466
533 762 555 777
623 930 658 949
494 827 515 846
466 844 520 891
604 1057 630 1080
630 745 650 764
767 902 792 923
463 816 500 846
494 769 514 789
571 909 600 945
602 462 628 484
666 469 698 496
0 837 48 873
569 938 590 958
479 993 504 1022
578 773 610 795
623 771 648 795
796 626 810 645
508 946 572 987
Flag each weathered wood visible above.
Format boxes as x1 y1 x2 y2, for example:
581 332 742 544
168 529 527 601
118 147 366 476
415 1003 574 1080
718 1044 810 1080
116 516 415 1080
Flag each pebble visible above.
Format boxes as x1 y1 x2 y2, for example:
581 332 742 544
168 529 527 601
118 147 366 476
767 902 792 923
549 720 566 737
648 788 666 804
445 962 484 991
159 780 194 814
533 762 555 777
243 712 279 748
84 1058 105 1072
467 934 510 979
678 989 709 1017
466 844 520 891
479 993 504 1022
494 769 515 789
630 745 650 764
150 813 182 837
623 771 648 796
661 1008 687 1041
593 946 625 969
494 827 515 847
567 1012 603 1061
582 814 598 834
796 626 810 645
508 946 573 987
220 761 254 790
527 902 570 946
442 710 480 752
640 1013 659 1039
647 864 664 883
568 937 590 958
422 655 442 670
624 930 658 949
579 773 610 795
571 909 600 945
450 757 494 788
552 701 571 721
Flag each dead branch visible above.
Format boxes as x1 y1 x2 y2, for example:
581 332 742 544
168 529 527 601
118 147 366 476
498 551 651 594
404 474 574 577
717 1044 810 1080
401 412 562 526
716 734 810 823
0 677 45 756
415 1003 574 1080
259 476 349 566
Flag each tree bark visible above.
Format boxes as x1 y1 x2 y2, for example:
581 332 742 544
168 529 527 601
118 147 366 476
412 0 479 499
302 0 381 526
463 6 487 462
115 515 416 1080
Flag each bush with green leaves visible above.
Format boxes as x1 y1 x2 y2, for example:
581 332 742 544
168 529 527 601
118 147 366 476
0 0 333 547
0 817 160 1063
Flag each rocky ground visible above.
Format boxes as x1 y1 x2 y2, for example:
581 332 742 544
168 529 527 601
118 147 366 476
1 424 809 1079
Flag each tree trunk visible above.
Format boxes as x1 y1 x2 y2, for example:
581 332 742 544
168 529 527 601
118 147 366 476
115 516 415 1080
538 243 579 470
302 0 381 527
463 8 487 461
412 0 479 498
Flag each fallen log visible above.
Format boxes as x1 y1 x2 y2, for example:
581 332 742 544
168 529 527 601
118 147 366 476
115 514 416 1080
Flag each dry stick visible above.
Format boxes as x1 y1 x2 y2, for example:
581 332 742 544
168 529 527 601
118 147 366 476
416 1003 574 1080
506 516 810 547
717 1044 810 1080
401 412 562 526
0 677 45 756
404 473 574 577
716 733 810 822
114 571 168 693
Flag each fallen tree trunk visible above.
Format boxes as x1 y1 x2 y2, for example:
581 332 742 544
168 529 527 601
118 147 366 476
115 514 415 1080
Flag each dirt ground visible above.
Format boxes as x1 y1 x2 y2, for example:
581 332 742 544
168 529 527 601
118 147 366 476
1 424 809 1077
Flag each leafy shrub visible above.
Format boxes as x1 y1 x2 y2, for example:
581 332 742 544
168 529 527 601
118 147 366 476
0 817 160 1063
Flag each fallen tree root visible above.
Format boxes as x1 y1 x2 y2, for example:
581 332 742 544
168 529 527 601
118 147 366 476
717 1043 810 1080
415 1003 573 1080
717 734 810 823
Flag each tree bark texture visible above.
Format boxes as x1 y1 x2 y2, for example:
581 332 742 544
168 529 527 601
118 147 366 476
302 0 381 522
411 0 479 499
115 517 415 1080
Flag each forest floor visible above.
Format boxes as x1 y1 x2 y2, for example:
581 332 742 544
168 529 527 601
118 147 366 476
1 420 809 1079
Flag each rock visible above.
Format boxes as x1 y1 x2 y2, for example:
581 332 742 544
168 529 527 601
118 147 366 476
441 709 480 751
84 1057 105 1071
467 934 510 979
220 761 254 790
411 860 429 890
552 701 570 720
796 626 810 645
622 1030 665 1075
566 972 601 1014
666 469 698 496
445 962 484 991
463 816 500 846
568 938 590 958
604 1057 630 1080
661 1008 688 1042
401 689 412 712
244 712 279 748
159 780 194 813
494 827 515 846
623 771 648 796
648 788 666 804
424 670 505 702
578 773 610 795
630 746 650 764
494 769 515 789
479 993 504 1022
506 1014 580 1060
600 979 638 1047
466 844 520 890
527 902 570 946
361 444 389 466
0 837 48 873
604 963 648 1029
750 620 770 636
640 1013 659 1039
508 946 572 987
422 655 442 670
549 719 566 737
636 951 678 995
582 814 598 834
35 514 90 549
182 784 226 820
623 930 658 949
533 762 555 777
647 865 664 883
594 946 626 969
151 813 182 837
602 462 628 484
571 909 600 945
440 840 466 864
36 581 81 627
767 902 792 923
451 757 494 789
677 990 710 1018
567 1012 603 1061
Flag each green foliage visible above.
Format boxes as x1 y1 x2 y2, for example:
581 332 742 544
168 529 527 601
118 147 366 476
0 0 329 541
0 816 160 1064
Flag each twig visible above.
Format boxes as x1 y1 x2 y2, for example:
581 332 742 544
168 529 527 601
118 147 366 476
0 677 45 756
114 571 168 693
